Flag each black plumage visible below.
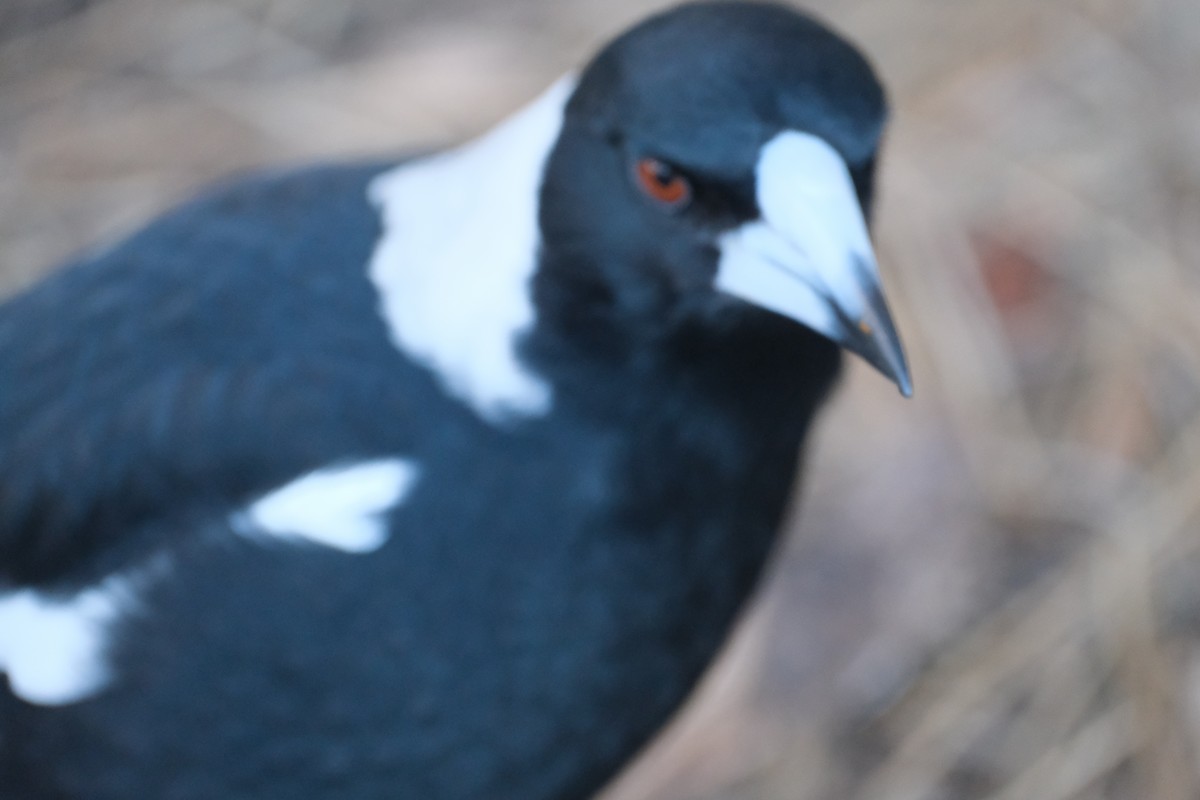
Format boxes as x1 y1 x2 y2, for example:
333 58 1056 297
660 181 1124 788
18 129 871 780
0 3 908 798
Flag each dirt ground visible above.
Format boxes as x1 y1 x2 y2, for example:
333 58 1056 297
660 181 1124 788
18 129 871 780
2 1 1198 798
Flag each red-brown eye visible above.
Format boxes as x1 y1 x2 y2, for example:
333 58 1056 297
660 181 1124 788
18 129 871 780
634 158 692 209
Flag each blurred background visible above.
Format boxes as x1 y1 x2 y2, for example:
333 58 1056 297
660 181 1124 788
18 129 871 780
1 0 1197 797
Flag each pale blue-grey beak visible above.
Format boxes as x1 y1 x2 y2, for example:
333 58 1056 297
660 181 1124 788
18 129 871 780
715 131 912 396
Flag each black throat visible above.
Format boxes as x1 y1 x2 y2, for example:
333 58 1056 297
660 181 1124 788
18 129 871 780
524 245 844 470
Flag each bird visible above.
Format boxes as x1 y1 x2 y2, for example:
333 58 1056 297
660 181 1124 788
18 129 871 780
0 2 909 798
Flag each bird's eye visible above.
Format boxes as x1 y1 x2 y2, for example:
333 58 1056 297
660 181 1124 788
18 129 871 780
634 158 692 209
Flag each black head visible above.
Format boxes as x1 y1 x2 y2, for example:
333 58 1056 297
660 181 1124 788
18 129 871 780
571 1 885 167
537 1 909 393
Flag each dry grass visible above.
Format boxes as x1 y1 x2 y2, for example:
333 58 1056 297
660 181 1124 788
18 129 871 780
2 1 1197 798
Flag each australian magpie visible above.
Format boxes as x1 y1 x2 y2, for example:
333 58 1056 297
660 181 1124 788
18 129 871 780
0 2 910 798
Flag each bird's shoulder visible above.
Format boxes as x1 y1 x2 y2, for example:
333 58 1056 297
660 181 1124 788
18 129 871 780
0 158 457 588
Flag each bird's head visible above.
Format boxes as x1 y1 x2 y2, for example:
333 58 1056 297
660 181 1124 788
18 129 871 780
537 1 911 395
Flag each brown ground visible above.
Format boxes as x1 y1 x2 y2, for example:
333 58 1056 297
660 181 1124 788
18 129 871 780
2 1 1198 798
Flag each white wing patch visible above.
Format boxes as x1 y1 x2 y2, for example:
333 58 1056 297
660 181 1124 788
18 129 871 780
0 578 131 706
233 458 419 553
0 459 414 706
366 77 576 424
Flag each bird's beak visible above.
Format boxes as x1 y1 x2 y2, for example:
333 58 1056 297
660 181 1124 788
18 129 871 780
715 131 912 396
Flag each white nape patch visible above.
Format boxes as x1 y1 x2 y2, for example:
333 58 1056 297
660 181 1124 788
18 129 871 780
367 77 577 423
715 131 879 340
233 459 419 553
0 580 129 705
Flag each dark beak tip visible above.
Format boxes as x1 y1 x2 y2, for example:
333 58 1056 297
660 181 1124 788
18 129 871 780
848 326 912 399
887 356 913 398
880 362 912 398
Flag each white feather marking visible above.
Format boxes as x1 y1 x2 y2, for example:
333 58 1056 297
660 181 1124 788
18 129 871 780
366 77 577 423
233 458 419 553
0 580 130 705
